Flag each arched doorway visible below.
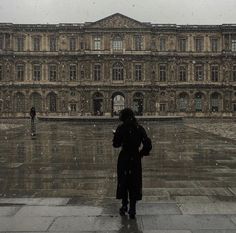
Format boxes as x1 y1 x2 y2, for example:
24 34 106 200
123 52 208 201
210 92 221 112
47 92 57 112
14 92 25 113
93 92 103 115
133 92 144 115
30 92 42 112
195 92 204 112
112 93 125 116
178 92 189 112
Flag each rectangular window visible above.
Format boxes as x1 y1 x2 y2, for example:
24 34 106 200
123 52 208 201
160 103 166 112
134 35 142 50
49 65 57 81
16 65 24 81
94 64 101 81
112 38 123 50
33 37 40 51
49 36 56 51
17 37 24 51
0 36 3 49
80 42 84 50
70 103 77 112
33 65 41 81
195 38 203 52
94 37 101 50
179 66 187 81
233 103 236 112
0 65 2 81
80 65 84 79
160 38 166 51
135 64 142 81
233 65 236 81
69 38 76 51
232 39 236 52
195 65 204 81
159 65 166 82
70 65 77 81
211 38 218 52
179 38 186 52
211 65 219 82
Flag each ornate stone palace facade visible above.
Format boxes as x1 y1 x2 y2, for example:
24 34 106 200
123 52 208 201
0 13 236 117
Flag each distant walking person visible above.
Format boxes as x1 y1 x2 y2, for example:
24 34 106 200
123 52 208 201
30 107 36 122
113 108 152 219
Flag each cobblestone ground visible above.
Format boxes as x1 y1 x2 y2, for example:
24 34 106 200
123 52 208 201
0 118 235 232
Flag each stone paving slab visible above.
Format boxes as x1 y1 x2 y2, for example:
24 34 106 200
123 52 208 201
49 216 142 232
0 216 54 231
179 203 236 214
175 196 213 203
0 207 21 216
15 205 103 217
192 230 236 233
0 198 69 205
142 215 236 230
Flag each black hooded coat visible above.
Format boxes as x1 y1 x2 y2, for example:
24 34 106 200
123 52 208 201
113 121 152 201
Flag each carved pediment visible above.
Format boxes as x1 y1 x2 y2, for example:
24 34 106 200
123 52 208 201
88 13 148 29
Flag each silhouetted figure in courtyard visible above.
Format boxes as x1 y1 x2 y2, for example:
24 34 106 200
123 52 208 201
30 107 36 122
113 108 152 219
30 107 36 137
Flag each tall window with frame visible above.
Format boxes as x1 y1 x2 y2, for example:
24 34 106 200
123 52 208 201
112 63 124 81
233 65 236 82
211 38 218 52
80 65 85 79
112 36 123 51
70 65 77 81
49 65 57 81
160 38 166 51
33 36 40 51
159 64 166 82
94 36 101 50
33 64 41 81
179 65 187 82
17 37 24 51
211 65 219 82
135 64 142 81
94 64 101 81
49 36 56 51
179 38 187 52
0 65 2 81
195 64 204 81
69 38 76 51
0 35 3 50
134 35 143 50
16 64 24 81
232 38 236 52
195 38 203 52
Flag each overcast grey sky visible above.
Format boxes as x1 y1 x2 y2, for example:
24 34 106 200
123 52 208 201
0 0 235 25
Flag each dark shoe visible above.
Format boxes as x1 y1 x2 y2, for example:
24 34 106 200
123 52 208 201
119 206 128 216
128 210 136 219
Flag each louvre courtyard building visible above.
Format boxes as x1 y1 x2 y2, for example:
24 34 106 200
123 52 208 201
0 13 236 117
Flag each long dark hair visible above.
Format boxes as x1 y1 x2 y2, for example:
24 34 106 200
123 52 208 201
119 108 137 124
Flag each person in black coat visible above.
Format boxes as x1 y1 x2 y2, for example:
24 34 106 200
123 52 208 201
30 107 36 122
113 108 152 219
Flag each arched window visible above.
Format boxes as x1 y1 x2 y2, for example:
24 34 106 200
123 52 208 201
47 93 57 112
112 93 125 116
195 92 203 112
93 92 103 115
211 92 220 112
179 93 189 112
30 92 42 112
133 92 144 116
14 92 25 112
112 63 124 81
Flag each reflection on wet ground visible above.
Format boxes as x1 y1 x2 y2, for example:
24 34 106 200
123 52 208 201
0 119 236 204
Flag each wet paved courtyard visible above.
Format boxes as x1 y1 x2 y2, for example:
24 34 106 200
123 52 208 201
0 118 236 232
